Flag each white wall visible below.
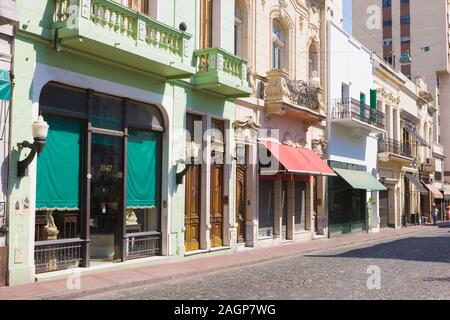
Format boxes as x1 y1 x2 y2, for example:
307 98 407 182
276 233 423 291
327 21 376 171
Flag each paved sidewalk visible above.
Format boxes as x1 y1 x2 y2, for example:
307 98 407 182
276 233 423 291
0 225 435 300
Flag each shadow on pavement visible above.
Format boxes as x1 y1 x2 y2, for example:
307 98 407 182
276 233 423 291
305 232 450 264
423 277 450 283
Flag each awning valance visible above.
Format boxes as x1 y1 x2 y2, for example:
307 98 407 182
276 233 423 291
261 141 336 176
0 70 11 101
405 173 428 195
36 117 81 210
333 168 387 191
424 183 444 199
402 123 429 147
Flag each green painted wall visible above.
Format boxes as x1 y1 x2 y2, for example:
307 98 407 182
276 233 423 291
8 0 238 285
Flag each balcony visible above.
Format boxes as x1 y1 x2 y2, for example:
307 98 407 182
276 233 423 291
378 138 413 161
192 48 251 98
331 98 386 135
263 69 326 124
53 0 194 79
0 0 18 25
432 142 445 158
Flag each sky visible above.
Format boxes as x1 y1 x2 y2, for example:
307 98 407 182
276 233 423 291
343 0 352 34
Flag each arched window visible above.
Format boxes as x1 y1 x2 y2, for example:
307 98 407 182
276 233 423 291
272 21 285 70
234 2 242 56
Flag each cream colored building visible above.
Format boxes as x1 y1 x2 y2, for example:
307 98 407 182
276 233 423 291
352 0 447 199
375 54 438 227
232 0 343 248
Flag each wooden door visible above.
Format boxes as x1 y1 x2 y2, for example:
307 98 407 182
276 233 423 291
128 0 147 14
210 164 223 247
379 190 389 228
185 165 201 251
236 164 247 243
200 0 213 48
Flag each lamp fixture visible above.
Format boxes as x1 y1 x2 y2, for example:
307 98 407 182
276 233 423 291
17 114 49 177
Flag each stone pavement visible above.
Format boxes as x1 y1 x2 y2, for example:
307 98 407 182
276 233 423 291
0 224 438 300
86 223 450 300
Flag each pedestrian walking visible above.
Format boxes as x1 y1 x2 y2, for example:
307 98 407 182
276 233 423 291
432 205 439 225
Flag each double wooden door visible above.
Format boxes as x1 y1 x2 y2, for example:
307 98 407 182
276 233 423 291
210 164 223 248
236 164 247 243
185 165 201 252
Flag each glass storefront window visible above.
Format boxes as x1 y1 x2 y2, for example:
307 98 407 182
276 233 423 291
36 83 164 272
258 179 275 237
91 93 123 131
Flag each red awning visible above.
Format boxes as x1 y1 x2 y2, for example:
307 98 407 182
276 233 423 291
262 141 336 176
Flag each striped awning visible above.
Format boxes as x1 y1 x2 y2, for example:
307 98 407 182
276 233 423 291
402 123 429 147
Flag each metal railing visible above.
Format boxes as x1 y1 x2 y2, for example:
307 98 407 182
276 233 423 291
378 137 413 158
331 98 385 130
34 239 83 274
125 232 161 260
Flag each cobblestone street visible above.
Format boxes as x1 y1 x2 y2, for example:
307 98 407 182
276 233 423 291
79 225 450 300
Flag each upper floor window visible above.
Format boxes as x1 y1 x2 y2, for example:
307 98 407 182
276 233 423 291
272 22 285 70
383 20 392 27
382 0 391 7
400 15 410 25
234 3 242 56
400 0 409 5
384 38 393 46
401 36 411 44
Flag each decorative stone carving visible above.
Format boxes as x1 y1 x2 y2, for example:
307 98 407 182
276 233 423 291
264 69 326 120
233 117 260 144
283 132 293 146
45 210 59 241
312 136 328 158
126 209 139 226
378 87 400 106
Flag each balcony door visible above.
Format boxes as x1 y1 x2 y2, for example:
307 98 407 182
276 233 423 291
200 0 213 48
127 0 148 14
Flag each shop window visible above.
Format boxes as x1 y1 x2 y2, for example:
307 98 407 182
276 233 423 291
294 182 306 232
91 93 123 131
36 82 164 273
36 116 82 242
258 179 275 237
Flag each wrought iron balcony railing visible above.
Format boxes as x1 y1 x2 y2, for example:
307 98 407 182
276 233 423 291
378 137 413 159
331 98 385 130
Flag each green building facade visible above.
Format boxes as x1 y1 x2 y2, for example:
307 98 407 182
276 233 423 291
8 0 249 285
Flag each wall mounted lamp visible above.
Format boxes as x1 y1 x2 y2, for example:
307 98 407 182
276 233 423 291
17 114 49 177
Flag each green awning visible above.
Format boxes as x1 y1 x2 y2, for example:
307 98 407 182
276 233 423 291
126 129 158 208
333 168 387 191
36 117 81 210
0 70 11 101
